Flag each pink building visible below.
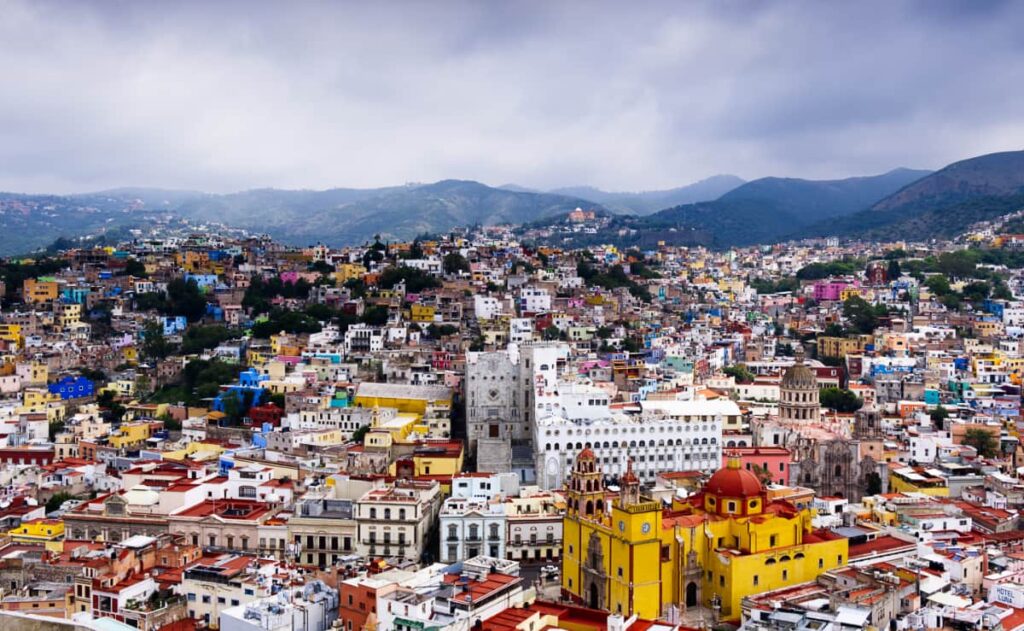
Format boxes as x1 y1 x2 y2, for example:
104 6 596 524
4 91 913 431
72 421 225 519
722 446 791 486
812 279 859 301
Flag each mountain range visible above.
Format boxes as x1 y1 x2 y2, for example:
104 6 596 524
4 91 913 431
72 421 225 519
0 149 1022 255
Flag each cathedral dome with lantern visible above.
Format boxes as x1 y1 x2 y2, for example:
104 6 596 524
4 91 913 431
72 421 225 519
703 458 765 516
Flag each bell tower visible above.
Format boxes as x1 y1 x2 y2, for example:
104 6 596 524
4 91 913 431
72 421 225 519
619 458 641 507
568 448 606 519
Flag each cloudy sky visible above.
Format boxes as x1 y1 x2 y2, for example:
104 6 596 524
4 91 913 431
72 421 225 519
1 0 1022 194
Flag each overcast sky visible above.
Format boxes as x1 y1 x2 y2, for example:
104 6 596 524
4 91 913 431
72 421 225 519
1 0 1022 194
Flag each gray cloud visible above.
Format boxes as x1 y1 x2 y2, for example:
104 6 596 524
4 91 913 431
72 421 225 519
0 0 1022 194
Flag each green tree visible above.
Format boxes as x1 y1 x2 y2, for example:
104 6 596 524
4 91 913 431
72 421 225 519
141 320 174 360
819 387 863 413
963 428 998 458
842 296 879 334
961 281 991 303
123 258 148 278
887 259 901 280
443 252 470 275
46 491 76 514
930 405 950 425
352 424 370 443
936 251 978 279
925 275 952 296
723 364 755 384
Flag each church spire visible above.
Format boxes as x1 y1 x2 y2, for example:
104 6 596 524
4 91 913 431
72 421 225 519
620 457 640 506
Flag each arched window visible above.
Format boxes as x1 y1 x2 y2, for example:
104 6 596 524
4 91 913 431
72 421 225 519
384 508 391 520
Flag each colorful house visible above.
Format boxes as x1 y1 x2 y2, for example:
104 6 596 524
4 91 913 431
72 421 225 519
48 375 95 400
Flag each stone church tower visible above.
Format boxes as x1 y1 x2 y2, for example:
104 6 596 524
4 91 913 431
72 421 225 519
779 346 820 424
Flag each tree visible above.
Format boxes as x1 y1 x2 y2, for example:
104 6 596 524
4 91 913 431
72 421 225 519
936 250 978 279
961 281 991 303
925 275 952 296
842 296 879 334
443 252 470 275
822 323 846 338
123 258 148 278
887 259 901 281
542 325 563 341
166 278 208 322
963 428 998 458
930 405 950 425
46 491 76 514
352 424 370 443
141 321 174 360
819 387 863 413
723 364 755 384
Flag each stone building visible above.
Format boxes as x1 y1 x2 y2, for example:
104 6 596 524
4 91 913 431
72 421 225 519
787 408 889 502
779 347 820 424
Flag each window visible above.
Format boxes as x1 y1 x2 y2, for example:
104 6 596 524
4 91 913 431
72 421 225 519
753 575 759 586
769 535 776 547
202 596 211 604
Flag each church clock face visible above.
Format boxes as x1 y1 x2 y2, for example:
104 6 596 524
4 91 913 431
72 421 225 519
641 522 651 535
618 520 626 532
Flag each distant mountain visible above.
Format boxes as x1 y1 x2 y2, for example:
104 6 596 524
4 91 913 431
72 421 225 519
0 192 176 255
625 168 931 247
803 151 1024 240
165 180 605 245
549 175 746 214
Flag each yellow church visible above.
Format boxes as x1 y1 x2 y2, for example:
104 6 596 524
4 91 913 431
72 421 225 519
561 450 848 621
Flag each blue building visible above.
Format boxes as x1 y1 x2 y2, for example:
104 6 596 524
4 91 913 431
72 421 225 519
48 375 95 400
162 316 188 336
184 273 219 291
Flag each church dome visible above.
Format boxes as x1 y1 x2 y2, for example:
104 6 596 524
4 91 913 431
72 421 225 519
781 346 817 389
705 459 763 498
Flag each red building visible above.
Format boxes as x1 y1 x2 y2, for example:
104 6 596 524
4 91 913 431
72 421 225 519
246 403 284 427
0 447 54 466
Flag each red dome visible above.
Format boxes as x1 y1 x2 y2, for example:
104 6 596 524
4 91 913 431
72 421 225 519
577 447 596 461
705 461 763 498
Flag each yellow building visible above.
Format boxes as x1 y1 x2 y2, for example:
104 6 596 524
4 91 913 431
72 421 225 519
109 421 155 450
817 335 870 359
888 467 950 497
8 518 64 543
409 304 437 323
353 383 453 416
0 324 22 349
23 278 59 304
562 454 848 621
334 263 367 284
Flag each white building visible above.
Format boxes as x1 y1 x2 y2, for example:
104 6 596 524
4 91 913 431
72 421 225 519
474 295 504 320
439 473 519 563
220 581 338 631
533 398 738 489
355 480 441 561
518 287 551 313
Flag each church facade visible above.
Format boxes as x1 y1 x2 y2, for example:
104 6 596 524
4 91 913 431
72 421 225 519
561 450 848 621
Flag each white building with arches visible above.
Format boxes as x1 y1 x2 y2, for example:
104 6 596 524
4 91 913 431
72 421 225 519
532 398 739 490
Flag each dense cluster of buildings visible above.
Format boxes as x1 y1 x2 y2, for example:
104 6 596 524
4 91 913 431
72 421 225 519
0 223 1023 630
